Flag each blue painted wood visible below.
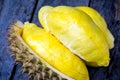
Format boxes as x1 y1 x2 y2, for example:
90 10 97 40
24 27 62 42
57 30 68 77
32 0 89 26
90 0 115 28
12 64 33 80
88 0 120 80
0 0 36 80
1 0 120 80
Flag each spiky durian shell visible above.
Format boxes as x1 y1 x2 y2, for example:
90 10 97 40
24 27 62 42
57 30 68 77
8 21 66 80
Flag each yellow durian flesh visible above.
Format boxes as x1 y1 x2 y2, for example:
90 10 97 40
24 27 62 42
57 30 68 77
22 22 89 80
38 6 111 67
76 6 114 49
38 6 53 32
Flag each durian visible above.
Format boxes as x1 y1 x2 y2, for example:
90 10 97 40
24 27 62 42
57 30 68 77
38 6 114 67
75 6 114 49
8 21 89 80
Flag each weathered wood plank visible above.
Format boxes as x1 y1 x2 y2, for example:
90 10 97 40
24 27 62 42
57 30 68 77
12 64 29 80
0 0 36 80
89 0 120 80
11 0 39 80
90 0 115 29
32 0 90 26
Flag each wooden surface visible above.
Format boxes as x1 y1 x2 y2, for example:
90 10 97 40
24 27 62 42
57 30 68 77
0 0 120 80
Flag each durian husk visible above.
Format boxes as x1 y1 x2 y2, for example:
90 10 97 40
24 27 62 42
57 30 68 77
8 21 66 80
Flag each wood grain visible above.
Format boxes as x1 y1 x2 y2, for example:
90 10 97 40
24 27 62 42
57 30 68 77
0 0 37 80
32 0 90 26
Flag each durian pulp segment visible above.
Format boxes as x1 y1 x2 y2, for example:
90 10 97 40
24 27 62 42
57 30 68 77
22 22 89 80
8 21 66 80
39 6 53 32
75 6 114 49
38 6 110 67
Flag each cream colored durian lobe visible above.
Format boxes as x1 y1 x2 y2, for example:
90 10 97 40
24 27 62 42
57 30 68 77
75 6 114 49
38 6 114 67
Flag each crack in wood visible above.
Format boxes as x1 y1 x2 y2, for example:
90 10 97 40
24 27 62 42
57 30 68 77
0 0 38 80
8 1 40 80
9 65 17 80
29 0 39 22
88 0 91 7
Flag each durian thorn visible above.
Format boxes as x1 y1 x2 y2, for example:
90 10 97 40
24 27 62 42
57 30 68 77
22 63 28 68
21 68 27 73
28 73 34 79
10 53 16 57
25 62 32 68
14 60 20 65
34 73 41 80
48 70 53 78
28 70 34 77
41 72 45 79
